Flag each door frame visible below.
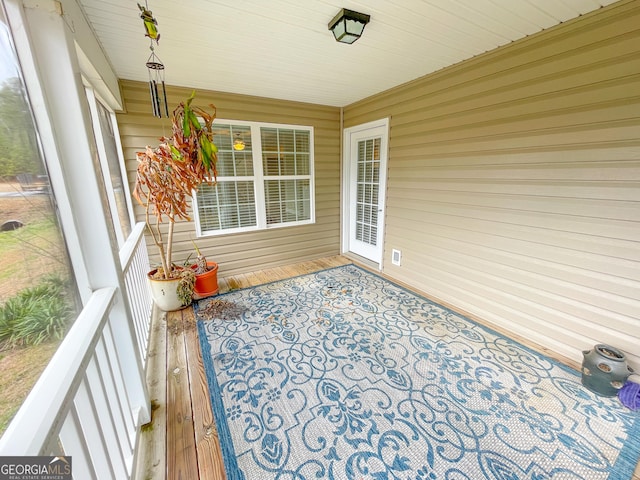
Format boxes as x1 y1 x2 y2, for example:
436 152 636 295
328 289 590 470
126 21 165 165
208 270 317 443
341 117 390 269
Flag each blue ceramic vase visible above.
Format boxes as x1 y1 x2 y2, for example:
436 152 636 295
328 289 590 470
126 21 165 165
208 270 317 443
581 344 634 397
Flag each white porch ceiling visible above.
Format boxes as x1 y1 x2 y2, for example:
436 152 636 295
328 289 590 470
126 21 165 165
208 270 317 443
77 0 619 107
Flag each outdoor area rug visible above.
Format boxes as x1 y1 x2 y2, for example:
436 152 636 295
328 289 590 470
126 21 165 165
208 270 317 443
195 264 640 480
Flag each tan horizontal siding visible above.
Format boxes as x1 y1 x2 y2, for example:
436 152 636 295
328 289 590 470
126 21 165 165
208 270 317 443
117 80 341 277
344 0 640 369
348 5 639 117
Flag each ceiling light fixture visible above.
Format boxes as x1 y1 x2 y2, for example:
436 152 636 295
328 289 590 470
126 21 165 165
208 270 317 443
328 8 370 44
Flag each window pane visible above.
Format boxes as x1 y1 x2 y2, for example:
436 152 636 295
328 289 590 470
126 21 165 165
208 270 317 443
282 154 295 175
261 126 311 227
196 181 256 232
212 124 253 177
264 179 310 225
355 138 380 247
263 154 279 176
278 129 294 152
296 153 309 175
94 100 132 241
261 127 278 152
295 131 310 153
261 127 310 177
0 15 79 436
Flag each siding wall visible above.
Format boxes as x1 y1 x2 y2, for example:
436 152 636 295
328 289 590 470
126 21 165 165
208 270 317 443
343 0 640 369
117 81 341 277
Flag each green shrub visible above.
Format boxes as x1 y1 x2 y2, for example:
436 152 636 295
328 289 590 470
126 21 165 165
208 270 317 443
0 276 75 347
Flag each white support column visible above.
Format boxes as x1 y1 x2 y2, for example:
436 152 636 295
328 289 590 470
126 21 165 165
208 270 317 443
4 0 149 424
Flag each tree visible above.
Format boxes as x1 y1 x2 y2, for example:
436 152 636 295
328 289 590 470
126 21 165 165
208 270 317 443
0 77 43 177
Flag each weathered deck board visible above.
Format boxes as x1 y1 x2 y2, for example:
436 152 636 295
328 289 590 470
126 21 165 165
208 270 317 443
183 307 227 480
133 306 166 480
166 309 199 479
217 276 230 294
135 255 640 480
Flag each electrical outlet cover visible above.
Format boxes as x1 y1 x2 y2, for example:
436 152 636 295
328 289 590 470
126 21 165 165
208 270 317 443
392 249 401 266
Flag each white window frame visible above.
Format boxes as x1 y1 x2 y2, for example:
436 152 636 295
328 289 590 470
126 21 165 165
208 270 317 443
85 86 136 247
193 119 315 237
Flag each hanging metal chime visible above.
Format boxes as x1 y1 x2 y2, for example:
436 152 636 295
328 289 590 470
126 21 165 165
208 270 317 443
138 2 168 118
146 49 169 118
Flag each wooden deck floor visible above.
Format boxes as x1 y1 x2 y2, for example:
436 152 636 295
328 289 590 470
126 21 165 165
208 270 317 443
135 255 640 480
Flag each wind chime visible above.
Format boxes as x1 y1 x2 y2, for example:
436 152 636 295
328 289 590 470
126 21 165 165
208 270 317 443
138 2 169 118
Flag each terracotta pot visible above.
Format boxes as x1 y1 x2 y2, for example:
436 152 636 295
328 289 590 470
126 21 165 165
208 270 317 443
193 261 219 298
147 268 191 311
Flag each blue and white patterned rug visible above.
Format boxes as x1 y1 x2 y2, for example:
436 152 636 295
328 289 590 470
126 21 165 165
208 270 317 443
195 264 640 480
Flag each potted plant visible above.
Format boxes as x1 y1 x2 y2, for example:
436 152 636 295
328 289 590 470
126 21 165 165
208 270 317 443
190 240 219 298
133 91 218 311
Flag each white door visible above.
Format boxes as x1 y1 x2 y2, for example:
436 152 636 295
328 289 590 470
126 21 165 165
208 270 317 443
343 119 389 265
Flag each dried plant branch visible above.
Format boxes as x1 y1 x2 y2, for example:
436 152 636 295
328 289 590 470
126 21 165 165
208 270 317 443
133 92 218 280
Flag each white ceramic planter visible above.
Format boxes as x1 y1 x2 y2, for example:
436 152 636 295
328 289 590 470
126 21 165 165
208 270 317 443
147 269 189 312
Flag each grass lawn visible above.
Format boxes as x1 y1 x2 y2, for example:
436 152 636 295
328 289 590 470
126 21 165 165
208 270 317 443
0 341 60 433
0 196 67 298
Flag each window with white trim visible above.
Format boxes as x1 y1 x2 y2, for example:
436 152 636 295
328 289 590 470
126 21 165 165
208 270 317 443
194 120 315 236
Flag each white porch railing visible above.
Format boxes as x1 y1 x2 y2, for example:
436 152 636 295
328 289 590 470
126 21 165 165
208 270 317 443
0 222 153 479
120 222 152 364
